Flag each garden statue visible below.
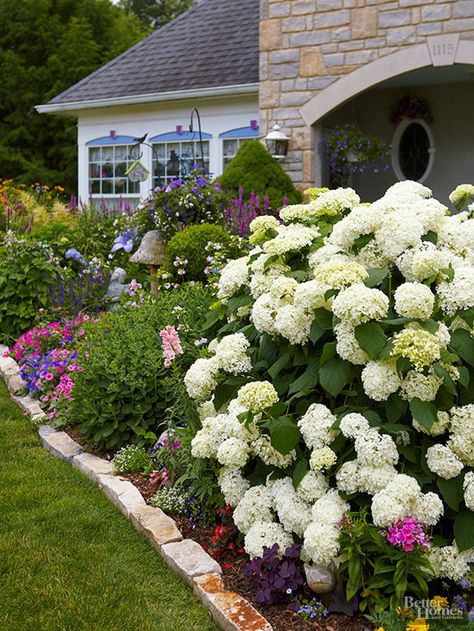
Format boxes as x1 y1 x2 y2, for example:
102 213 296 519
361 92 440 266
106 267 129 311
130 230 166 293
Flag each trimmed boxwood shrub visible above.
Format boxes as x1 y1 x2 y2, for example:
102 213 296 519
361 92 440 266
69 283 214 449
166 223 232 280
218 140 302 210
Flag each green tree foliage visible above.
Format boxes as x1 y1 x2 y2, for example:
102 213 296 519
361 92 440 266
0 0 146 194
218 140 302 210
119 0 193 28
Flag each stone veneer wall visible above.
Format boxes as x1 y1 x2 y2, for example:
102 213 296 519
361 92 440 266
259 0 474 189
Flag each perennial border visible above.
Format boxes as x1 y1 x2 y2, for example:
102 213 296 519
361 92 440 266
0 346 272 631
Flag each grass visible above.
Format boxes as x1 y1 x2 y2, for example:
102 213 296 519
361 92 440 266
0 381 218 631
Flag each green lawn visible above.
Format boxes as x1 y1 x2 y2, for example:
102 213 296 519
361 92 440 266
0 382 217 631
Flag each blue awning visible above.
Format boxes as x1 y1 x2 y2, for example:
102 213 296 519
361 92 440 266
219 126 259 139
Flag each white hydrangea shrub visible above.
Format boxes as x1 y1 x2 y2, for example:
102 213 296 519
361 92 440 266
184 181 474 582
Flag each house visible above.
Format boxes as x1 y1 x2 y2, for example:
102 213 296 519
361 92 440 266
37 0 474 206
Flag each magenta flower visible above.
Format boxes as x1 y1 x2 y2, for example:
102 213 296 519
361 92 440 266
382 518 431 552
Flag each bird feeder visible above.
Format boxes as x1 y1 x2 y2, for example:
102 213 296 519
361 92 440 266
130 230 166 293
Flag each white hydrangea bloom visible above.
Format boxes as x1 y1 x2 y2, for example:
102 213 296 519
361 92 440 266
233 485 274 534
397 242 451 282
427 544 471 581
358 463 398 495
218 467 250 507
245 521 294 558
335 460 361 495
371 474 443 527
374 210 425 261
438 266 474 315
394 282 435 320
302 521 340 565
263 223 319 255
270 477 313 537
274 303 314 345
308 187 360 216
385 180 432 199
268 276 298 301
279 202 316 223
213 333 251 374
216 437 250 468
448 404 474 466
308 244 350 271
413 411 450 436
296 470 328 503
334 321 370 365
253 435 296 469
328 205 384 249
392 326 441 370
361 360 401 401
237 380 278 413
217 256 250 299
249 215 279 236
339 413 370 439
400 369 442 402
310 446 337 471
198 400 216 421
184 356 220 400
298 404 337 450
449 184 474 205
191 429 216 459
426 444 464 479
312 488 350 525
293 279 331 311
354 428 399 467
332 284 389 325
313 260 368 289
413 492 444 526
251 292 279 336
463 472 474 511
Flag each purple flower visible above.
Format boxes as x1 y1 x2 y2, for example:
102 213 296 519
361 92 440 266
111 228 138 253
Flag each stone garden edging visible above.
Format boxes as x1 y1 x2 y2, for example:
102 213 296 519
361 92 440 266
0 346 272 631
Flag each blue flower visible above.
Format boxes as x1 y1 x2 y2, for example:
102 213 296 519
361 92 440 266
65 248 85 264
111 228 138 253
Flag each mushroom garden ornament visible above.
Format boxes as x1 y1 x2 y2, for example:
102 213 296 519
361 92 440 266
130 230 166 293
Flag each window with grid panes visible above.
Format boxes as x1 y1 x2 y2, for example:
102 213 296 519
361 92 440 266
151 140 210 187
222 137 252 170
88 144 140 196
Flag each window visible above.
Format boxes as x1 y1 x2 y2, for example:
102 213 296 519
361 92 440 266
150 132 212 187
220 126 260 170
392 119 435 183
88 136 140 197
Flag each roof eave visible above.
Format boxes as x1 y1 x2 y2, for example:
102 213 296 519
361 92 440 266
36 83 260 115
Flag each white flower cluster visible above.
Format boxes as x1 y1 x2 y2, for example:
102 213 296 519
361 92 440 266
303 489 349 565
371 474 443 527
185 333 251 400
427 544 472 581
336 419 398 495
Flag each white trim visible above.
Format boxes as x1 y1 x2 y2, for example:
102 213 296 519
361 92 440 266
36 83 260 115
391 118 435 184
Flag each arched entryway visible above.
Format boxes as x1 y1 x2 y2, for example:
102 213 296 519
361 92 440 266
300 37 474 203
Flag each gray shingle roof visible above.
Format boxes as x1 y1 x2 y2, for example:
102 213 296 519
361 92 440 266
49 0 259 105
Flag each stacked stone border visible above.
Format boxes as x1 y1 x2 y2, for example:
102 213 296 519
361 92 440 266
0 347 272 631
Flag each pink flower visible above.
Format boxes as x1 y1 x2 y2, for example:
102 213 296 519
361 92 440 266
45 373 54 381
159 325 184 367
383 517 431 551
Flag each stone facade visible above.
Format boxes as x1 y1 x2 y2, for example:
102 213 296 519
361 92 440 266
259 0 474 189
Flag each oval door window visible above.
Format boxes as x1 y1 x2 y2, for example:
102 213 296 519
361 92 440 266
392 119 434 183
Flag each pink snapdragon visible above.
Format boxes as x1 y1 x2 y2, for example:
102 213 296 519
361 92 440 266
382 518 431 552
159 325 184 367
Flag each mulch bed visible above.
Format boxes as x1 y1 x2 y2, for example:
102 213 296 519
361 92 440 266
62 426 371 630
